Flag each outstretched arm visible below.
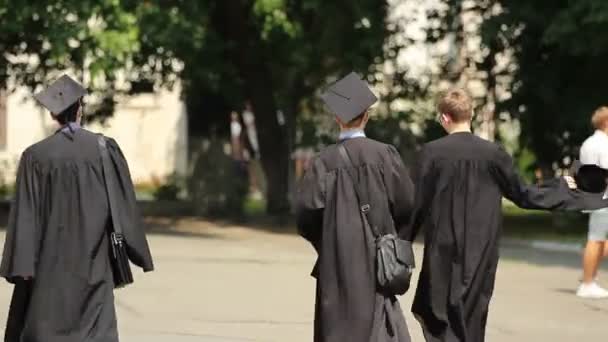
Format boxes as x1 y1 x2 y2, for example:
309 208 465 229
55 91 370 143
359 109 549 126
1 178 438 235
492 147 608 211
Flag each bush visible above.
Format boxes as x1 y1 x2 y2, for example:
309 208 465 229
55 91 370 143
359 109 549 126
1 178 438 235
187 137 250 217
153 173 185 201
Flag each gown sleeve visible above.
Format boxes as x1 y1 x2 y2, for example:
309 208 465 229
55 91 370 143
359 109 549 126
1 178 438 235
401 145 436 242
107 138 154 272
492 146 608 211
384 146 415 235
0 151 40 283
295 157 326 252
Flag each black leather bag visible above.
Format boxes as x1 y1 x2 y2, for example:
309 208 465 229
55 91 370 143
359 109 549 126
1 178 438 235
338 144 415 296
98 136 134 288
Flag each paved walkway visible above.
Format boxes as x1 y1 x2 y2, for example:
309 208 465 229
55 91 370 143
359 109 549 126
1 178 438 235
0 219 607 341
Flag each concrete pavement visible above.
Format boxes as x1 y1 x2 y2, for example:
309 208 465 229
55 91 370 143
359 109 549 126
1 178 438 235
0 219 606 341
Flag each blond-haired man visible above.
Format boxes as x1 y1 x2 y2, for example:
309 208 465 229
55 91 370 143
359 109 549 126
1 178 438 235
403 88 608 342
577 106 608 298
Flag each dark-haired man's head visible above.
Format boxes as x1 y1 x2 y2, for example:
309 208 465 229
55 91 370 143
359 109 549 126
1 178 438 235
33 75 87 126
336 110 369 131
54 98 82 125
321 72 377 134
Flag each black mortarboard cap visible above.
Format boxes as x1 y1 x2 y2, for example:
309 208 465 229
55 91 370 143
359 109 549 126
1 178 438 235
33 75 87 116
320 72 378 123
571 160 608 193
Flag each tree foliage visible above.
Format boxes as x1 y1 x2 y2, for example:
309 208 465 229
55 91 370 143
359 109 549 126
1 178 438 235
487 0 608 172
0 0 145 119
133 0 394 214
432 0 608 172
1 0 412 215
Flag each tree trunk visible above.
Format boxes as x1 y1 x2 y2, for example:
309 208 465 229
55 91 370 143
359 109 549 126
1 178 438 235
214 0 291 215
246 77 290 215
0 74 7 150
478 88 496 142
0 87 7 150
282 93 302 214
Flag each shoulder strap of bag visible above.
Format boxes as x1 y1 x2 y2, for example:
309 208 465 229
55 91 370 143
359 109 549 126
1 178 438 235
338 143 381 238
97 135 123 235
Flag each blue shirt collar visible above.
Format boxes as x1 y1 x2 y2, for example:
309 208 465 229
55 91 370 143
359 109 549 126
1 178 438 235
56 122 81 140
60 122 81 133
339 129 366 141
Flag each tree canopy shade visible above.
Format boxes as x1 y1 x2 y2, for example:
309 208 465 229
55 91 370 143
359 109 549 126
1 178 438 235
0 0 408 215
0 0 147 119
134 0 393 214
487 0 608 172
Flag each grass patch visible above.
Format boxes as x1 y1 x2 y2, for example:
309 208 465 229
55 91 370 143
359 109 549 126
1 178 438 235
502 201 588 243
243 196 266 217
135 183 157 201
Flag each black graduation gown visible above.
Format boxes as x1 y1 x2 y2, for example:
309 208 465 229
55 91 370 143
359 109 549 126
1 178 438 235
404 132 608 342
0 128 154 342
296 137 415 342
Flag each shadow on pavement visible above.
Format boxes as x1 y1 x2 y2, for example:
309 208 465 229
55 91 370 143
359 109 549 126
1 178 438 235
499 244 582 270
144 217 228 240
553 288 577 295
144 215 299 237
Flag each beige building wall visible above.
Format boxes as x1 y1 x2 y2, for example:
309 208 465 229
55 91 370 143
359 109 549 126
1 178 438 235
0 84 187 185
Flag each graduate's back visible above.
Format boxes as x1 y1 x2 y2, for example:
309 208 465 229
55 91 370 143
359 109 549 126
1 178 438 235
417 130 581 241
19 128 123 270
410 131 530 342
302 136 415 243
29 126 103 162
297 136 414 342
410 131 604 342
415 131 506 260
0 127 153 342
411 87 608 342
424 131 505 169
421 131 506 215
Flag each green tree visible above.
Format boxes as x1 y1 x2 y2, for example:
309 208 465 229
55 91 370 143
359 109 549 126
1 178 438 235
431 0 608 173
1 1 412 215
486 0 608 173
135 0 393 215
0 0 144 118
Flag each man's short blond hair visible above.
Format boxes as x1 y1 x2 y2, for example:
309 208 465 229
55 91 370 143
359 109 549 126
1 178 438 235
437 88 473 123
591 106 608 130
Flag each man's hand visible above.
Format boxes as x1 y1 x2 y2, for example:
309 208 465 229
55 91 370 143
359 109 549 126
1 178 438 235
564 176 578 189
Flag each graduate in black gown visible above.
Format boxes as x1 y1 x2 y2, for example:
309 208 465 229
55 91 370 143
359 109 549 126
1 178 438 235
403 88 608 342
0 75 154 342
296 73 414 342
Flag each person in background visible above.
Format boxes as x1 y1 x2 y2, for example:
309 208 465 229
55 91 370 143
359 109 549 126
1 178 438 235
242 102 263 199
230 110 245 161
577 106 608 298
228 110 250 215
242 101 260 159
0 75 154 342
